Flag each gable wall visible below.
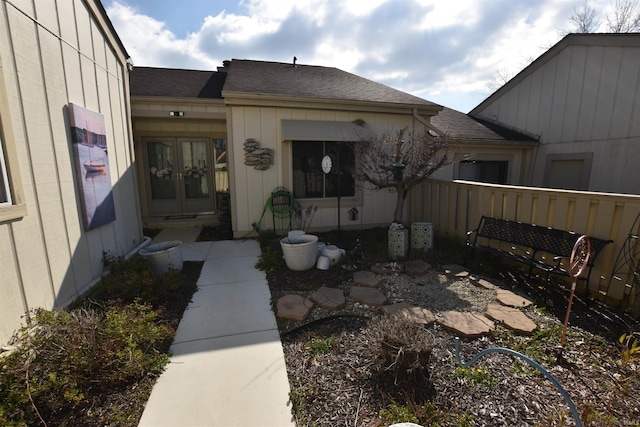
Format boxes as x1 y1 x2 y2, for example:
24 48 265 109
0 0 140 343
473 41 640 194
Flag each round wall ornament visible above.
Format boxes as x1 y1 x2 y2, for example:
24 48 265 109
321 154 334 174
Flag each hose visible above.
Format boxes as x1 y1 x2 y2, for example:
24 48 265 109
246 189 297 238
454 337 582 427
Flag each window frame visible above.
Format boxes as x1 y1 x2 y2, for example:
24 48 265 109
284 140 362 209
0 62 27 223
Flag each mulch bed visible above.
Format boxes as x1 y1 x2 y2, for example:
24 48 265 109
263 233 640 427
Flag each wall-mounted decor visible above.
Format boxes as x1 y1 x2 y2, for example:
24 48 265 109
69 103 116 230
243 138 273 170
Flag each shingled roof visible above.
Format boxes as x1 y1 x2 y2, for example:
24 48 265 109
222 59 440 107
130 67 226 99
431 107 537 142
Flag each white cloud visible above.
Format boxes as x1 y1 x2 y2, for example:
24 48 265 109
106 0 596 112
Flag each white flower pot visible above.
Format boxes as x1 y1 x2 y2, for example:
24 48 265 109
280 234 319 271
139 240 183 275
321 244 343 265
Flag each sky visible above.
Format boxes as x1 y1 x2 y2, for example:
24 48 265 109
104 0 615 113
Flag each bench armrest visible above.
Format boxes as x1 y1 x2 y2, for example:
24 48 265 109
466 229 478 245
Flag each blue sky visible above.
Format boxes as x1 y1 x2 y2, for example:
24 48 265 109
104 0 613 113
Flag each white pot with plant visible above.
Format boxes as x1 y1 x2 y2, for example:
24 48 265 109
280 202 319 270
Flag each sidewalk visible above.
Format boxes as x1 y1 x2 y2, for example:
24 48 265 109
138 229 295 426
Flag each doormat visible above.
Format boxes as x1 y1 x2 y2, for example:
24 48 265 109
164 215 197 220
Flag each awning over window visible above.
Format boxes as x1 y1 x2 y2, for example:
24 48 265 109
281 120 369 141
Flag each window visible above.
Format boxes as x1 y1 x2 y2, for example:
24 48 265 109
459 160 508 184
0 67 26 222
292 141 355 199
0 137 11 205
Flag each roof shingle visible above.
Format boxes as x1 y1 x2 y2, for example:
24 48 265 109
222 59 439 107
130 67 226 99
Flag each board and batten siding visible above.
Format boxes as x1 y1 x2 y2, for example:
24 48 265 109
472 35 640 195
0 0 140 343
227 105 428 236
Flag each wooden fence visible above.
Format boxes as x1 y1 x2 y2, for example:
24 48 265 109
408 179 640 309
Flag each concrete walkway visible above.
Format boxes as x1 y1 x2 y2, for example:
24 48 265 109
138 229 295 426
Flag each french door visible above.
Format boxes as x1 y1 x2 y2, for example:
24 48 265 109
143 138 215 217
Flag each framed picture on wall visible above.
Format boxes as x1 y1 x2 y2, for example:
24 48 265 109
68 103 116 230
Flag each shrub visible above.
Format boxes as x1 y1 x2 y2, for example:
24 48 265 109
0 303 172 426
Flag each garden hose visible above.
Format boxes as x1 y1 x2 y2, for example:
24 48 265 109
247 189 296 237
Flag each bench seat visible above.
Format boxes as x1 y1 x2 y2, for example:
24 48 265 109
466 216 612 298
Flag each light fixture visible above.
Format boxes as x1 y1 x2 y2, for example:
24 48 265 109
169 111 184 117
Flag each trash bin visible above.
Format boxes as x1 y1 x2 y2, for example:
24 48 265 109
139 240 183 275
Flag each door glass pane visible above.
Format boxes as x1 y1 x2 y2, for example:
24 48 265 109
147 141 176 199
182 141 209 199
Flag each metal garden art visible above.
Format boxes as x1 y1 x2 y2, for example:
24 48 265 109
561 235 591 348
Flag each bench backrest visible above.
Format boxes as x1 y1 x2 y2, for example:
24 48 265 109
476 216 611 265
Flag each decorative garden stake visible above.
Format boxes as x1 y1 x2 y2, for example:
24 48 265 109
560 235 591 348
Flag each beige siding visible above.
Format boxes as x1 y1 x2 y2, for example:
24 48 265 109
226 105 428 236
474 38 640 195
0 0 140 343
410 179 640 307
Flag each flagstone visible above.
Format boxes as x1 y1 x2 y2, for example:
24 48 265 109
442 264 470 279
309 286 346 310
485 303 537 334
437 311 494 337
350 286 387 306
371 263 404 275
353 271 382 288
404 260 432 276
496 289 533 308
276 294 314 321
470 276 499 290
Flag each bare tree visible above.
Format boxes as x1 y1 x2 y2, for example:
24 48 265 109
606 0 640 32
353 128 451 223
569 0 601 33
486 68 514 92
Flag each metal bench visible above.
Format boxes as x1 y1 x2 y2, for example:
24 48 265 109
466 216 612 298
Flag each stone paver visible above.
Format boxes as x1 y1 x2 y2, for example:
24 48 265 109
442 264 470 279
383 302 436 325
437 311 495 337
470 276 499 290
371 263 403 275
404 260 432 276
485 303 537 334
496 289 533 308
350 286 387 306
276 294 314 321
309 286 346 310
353 271 382 288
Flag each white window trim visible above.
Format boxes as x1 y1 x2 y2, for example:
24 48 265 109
0 136 12 206
0 61 27 222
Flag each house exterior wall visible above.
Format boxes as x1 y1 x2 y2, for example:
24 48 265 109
225 104 432 236
472 36 640 195
0 0 140 343
131 100 227 222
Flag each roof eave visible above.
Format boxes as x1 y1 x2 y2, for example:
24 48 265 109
131 96 226 104
221 91 442 115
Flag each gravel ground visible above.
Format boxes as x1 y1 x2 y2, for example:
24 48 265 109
268 255 640 427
